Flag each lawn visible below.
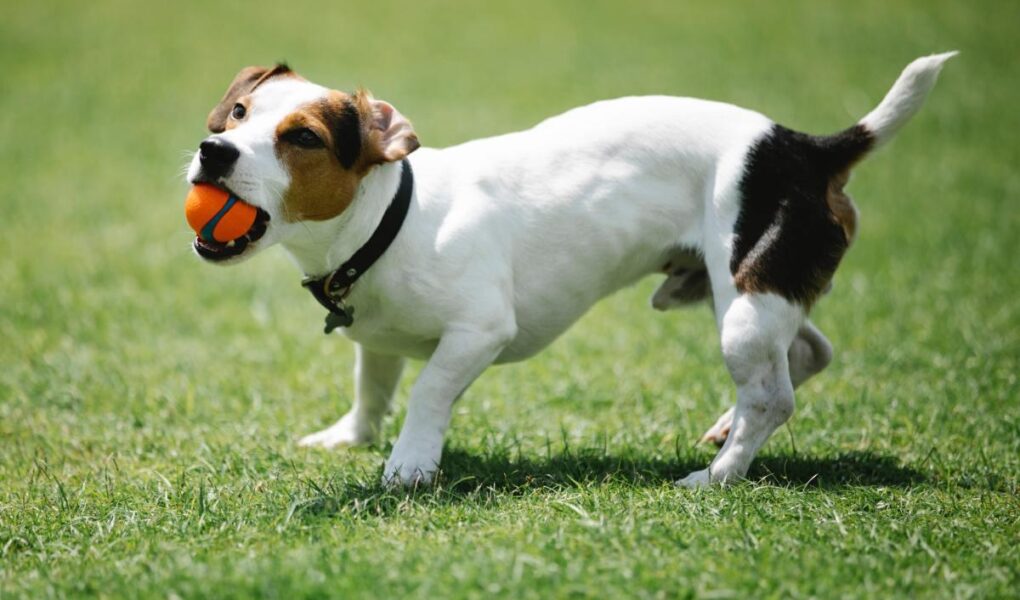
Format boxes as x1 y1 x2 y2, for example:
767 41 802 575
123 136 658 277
1 0 1018 597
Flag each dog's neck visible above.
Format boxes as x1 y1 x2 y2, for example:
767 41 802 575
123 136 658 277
280 160 404 277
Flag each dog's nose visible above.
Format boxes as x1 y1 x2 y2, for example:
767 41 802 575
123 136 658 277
198 137 240 178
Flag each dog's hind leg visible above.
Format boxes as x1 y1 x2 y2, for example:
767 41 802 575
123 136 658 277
679 291 803 486
699 319 832 446
651 268 709 310
298 345 405 448
788 320 833 388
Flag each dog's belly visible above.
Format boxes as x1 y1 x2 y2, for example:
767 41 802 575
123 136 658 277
492 212 700 363
496 303 605 363
497 249 708 362
496 255 674 363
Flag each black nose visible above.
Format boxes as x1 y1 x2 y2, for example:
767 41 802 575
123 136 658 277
198 137 240 178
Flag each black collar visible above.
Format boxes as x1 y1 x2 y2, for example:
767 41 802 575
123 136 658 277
301 159 413 334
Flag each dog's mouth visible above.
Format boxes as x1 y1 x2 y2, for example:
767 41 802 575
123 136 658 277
192 187 271 263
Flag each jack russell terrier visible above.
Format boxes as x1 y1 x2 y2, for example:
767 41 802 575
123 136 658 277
186 52 955 487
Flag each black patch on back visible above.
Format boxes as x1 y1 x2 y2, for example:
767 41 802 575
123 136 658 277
331 99 362 169
730 124 873 304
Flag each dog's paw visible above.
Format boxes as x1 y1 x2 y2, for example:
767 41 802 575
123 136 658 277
382 459 438 488
698 407 734 447
677 464 748 488
298 413 375 449
382 444 440 488
676 468 713 488
382 463 437 488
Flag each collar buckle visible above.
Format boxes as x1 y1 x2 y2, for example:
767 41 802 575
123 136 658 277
301 275 354 334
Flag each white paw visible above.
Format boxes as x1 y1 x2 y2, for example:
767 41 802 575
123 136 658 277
699 407 734 447
676 468 713 488
382 444 441 488
298 413 376 449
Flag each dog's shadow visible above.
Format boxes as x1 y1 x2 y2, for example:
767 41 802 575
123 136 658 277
288 446 927 521
439 447 926 490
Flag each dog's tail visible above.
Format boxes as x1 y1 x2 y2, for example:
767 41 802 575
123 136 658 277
815 51 957 171
859 51 958 148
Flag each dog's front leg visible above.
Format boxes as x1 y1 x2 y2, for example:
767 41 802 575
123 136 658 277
384 324 513 487
299 345 405 448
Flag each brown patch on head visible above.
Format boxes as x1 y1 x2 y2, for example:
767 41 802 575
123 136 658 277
275 89 420 222
275 91 359 221
206 64 299 133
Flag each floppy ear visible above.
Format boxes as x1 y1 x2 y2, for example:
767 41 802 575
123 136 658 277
364 95 420 162
206 64 296 133
206 66 271 133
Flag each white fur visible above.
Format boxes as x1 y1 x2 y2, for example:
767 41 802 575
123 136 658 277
188 54 953 486
859 51 957 147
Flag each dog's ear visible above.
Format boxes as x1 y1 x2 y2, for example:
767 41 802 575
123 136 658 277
207 66 269 133
206 65 293 133
357 91 420 163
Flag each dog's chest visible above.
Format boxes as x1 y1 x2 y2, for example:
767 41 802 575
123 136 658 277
339 323 440 360
334 276 446 360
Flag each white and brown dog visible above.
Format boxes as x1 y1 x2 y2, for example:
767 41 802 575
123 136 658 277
186 53 955 486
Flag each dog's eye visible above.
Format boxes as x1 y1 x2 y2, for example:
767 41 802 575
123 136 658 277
231 103 246 120
283 128 324 149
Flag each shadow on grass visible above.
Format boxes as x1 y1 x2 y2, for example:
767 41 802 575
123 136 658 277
286 446 926 522
749 451 926 487
442 446 926 490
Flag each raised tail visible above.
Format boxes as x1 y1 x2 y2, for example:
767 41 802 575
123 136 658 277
858 51 958 147
816 51 957 172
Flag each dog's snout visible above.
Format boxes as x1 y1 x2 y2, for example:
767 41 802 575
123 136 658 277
198 137 240 178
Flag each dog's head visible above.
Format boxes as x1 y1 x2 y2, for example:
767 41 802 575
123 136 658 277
186 64 419 264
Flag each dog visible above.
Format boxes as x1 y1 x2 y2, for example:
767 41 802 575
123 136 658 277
186 53 955 486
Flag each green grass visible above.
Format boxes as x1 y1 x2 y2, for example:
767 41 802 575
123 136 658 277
2 0 1018 597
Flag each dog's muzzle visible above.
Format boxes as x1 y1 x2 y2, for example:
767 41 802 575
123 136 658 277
198 137 240 180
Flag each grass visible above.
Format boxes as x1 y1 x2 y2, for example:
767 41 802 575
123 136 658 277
1 0 1018 597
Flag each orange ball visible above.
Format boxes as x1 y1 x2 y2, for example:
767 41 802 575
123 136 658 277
184 184 257 243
